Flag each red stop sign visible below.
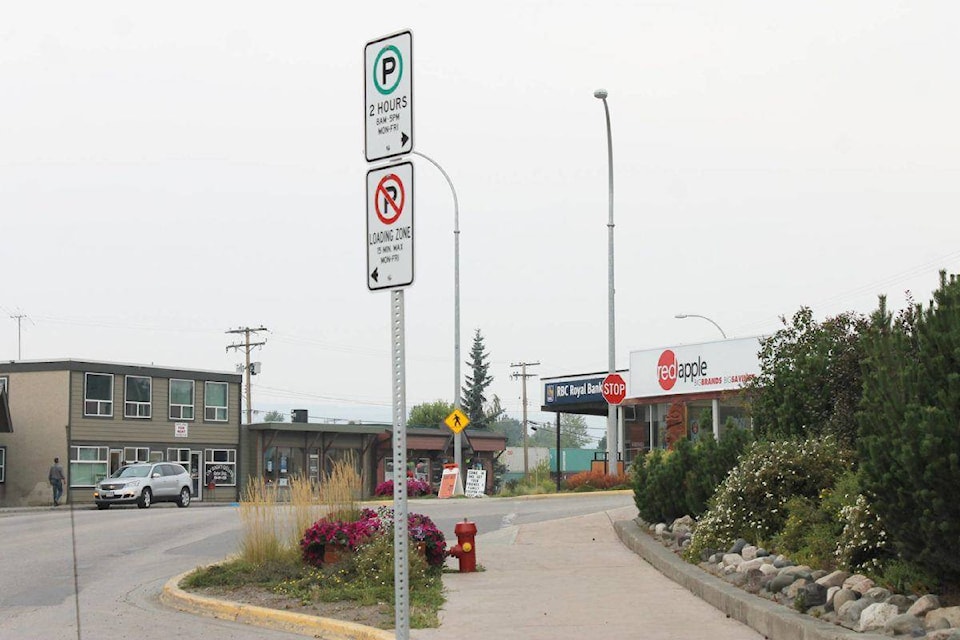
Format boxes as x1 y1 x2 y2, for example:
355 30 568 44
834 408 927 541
601 373 627 405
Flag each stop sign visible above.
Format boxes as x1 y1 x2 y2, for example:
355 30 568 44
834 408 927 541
601 373 627 405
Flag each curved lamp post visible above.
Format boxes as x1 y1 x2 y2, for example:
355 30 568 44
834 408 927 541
674 314 727 339
594 88 618 476
411 150 463 477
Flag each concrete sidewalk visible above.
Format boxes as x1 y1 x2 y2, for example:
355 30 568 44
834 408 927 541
413 505 763 640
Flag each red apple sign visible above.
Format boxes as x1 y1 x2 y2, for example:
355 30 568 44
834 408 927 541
601 373 627 405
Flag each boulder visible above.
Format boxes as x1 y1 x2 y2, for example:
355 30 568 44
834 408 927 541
671 515 696 534
654 523 669 537
816 570 850 589
801 582 828 608
755 547 770 558
729 538 748 554
744 568 765 594
811 569 828 581
785 578 811 599
859 603 899 632
864 586 892 602
722 553 744 568
741 545 758 561
725 572 749 588
759 563 779 576
773 555 792 569
768 573 797 594
826 586 841 610
883 613 924 637
843 574 875 594
926 630 960 640
832 588 859 613
908 594 942 618
926 607 960 630
838 597 876 630
707 553 723 565
886 594 912 614
737 558 765 573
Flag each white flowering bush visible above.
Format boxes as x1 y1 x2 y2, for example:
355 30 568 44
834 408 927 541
685 437 853 561
836 492 888 572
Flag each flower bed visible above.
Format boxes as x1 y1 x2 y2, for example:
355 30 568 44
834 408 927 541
374 478 432 497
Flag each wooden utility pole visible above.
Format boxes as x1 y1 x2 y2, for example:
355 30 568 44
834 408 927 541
9 312 31 360
510 361 539 476
226 326 267 424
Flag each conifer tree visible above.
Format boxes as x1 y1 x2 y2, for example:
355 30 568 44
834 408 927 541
461 329 493 427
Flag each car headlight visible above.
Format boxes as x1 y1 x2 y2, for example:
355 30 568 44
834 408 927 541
125 480 141 487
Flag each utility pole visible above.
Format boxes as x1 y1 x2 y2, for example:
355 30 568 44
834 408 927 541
510 361 539 476
226 326 267 425
9 312 31 360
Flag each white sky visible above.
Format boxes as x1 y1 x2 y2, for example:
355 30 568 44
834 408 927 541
2 2 958 435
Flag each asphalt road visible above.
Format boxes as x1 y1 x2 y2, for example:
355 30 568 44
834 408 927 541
0 493 635 640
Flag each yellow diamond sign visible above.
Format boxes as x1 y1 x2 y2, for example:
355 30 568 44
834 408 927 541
444 409 470 434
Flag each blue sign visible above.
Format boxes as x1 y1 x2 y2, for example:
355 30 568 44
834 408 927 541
543 377 605 406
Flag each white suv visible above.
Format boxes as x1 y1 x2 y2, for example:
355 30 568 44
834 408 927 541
94 463 192 509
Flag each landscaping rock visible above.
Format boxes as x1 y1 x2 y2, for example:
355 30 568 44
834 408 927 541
926 630 960 640
884 613 924 637
725 572 749 588
759 563 779 576
737 558 765 573
838 597 876 629
772 555 792 569
729 538 748 554
801 582 828 608
707 553 723 565
722 553 743 568
826 586 841 610
843 574 876 594
741 545 758 561
886 594 912 613
811 569 828 581
926 606 960 630
859 602 899 632
864 586 892 602
816 570 850 589
755 547 770 558
907 594 941 618
744 568 765 594
768 573 797 594
671 515 696 535
785 578 811 600
654 523 669 537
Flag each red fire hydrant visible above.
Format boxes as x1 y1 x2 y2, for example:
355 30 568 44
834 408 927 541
447 518 478 572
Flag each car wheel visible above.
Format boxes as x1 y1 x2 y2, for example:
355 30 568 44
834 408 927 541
138 487 152 509
96 503 110 510
177 487 191 508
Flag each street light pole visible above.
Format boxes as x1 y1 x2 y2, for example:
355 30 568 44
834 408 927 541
412 151 463 478
595 88 618 476
674 314 727 339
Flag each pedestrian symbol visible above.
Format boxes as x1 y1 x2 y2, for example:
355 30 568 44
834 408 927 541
373 45 403 95
444 409 470 434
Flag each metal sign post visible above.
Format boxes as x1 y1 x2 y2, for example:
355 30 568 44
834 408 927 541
391 290 410 639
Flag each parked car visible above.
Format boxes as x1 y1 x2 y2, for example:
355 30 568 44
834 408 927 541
93 463 192 509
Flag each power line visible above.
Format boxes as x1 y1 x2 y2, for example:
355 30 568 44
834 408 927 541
226 326 268 425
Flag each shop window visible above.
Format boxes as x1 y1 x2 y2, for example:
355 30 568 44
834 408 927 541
84 373 114 417
70 446 108 487
204 382 228 422
205 449 236 486
124 375 152 419
169 379 195 420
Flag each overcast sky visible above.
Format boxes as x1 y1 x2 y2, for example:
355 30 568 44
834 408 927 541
2 2 958 437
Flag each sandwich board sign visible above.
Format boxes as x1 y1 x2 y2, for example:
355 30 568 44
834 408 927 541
364 30 413 162
367 161 414 290
464 469 487 497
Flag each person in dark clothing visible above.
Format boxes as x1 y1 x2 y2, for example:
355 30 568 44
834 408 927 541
49 457 66 506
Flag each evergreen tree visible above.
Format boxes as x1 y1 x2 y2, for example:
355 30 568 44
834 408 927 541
461 329 494 427
859 277 960 586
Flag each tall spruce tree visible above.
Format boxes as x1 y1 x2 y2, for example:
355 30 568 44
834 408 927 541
461 329 493 427
859 274 960 586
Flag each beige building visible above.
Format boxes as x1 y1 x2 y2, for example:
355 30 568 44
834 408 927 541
0 360 241 507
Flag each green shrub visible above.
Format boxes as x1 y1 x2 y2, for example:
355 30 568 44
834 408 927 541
685 437 852 561
633 429 752 524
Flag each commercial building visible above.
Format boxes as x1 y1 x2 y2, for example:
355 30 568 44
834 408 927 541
542 337 761 466
0 360 242 507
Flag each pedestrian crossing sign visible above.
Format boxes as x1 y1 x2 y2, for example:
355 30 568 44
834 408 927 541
444 409 469 434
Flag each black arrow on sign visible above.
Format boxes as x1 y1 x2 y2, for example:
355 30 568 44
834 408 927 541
371 268 379 283
401 132 409 147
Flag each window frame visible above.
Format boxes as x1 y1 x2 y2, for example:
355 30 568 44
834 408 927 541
123 447 150 464
124 375 152 419
169 379 195 421
204 448 237 487
70 446 108 487
0 446 5 483
0 376 8 396
84 373 114 418
204 381 229 422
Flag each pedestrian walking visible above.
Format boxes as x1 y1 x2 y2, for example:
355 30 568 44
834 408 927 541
49 457 66 506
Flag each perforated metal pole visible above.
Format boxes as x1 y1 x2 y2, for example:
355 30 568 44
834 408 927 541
391 290 410 639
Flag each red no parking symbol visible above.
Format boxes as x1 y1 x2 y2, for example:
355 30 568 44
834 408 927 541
375 173 406 225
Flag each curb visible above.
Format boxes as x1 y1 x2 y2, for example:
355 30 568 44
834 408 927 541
161 569 394 640
614 519 889 640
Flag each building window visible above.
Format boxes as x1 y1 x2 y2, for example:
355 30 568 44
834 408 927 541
0 376 8 396
123 447 150 464
169 379 195 420
167 448 190 465
205 449 236 486
70 446 108 487
0 446 5 483
124 376 152 419
84 373 114 417
204 382 228 422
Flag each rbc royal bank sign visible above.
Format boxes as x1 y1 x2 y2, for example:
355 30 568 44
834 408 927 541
543 374 617 407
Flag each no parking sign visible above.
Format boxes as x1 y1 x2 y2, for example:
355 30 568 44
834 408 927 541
366 162 414 290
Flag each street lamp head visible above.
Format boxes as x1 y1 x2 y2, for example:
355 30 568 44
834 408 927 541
674 314 688 319
593 88 608 99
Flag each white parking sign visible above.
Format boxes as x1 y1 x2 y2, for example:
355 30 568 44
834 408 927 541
364 31 413 162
